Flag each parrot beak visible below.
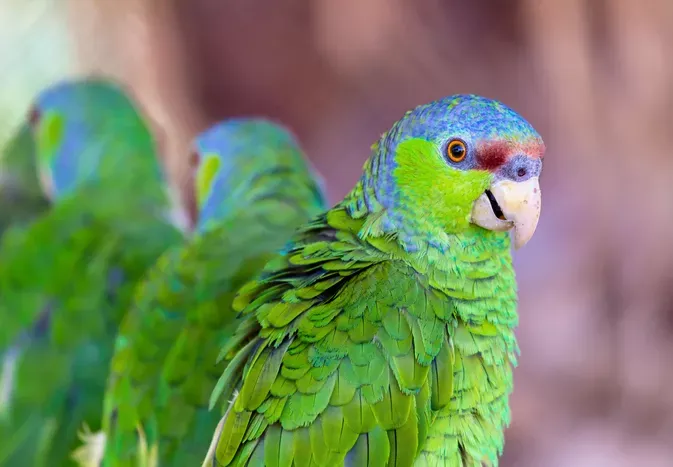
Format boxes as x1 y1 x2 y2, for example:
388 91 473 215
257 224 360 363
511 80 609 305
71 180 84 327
163 185 191 233
38 168 55 201
470 176 541 249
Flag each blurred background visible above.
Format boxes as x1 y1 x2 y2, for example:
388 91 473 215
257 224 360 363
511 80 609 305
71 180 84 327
2 0 673 465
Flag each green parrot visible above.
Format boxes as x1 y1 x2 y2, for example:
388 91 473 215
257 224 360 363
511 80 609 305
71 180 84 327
75 118 328 467
0 123 50 236
0 77 186 467
204 94 545 466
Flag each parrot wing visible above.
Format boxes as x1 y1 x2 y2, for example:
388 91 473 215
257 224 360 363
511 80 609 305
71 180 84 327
89 116 328 467
205 207 457 467
98 196 327 466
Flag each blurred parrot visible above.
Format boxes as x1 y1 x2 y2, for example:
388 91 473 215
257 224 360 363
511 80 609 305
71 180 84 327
75 118 328 467
204 94 545 467
0 77 186 467
0 123 50 236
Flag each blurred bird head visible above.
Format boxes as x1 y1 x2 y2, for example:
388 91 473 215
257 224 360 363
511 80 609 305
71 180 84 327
188 117 326 233
27 77 188 230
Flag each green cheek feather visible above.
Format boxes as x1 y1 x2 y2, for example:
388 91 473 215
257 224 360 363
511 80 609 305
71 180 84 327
36 112 64 170
196 153 222 209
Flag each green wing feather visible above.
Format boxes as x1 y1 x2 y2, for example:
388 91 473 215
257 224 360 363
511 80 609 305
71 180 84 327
207 204 517 467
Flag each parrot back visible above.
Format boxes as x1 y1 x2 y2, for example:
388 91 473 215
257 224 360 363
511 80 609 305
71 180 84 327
97 162 327 466
0 191 183 467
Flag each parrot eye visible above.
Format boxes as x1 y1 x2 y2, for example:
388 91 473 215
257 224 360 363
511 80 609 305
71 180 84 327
189 150 200 169
28 106 41 127
447 139 467 163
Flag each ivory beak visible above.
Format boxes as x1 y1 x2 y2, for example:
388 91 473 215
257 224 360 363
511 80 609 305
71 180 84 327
38 168 55 201
470 176 541 249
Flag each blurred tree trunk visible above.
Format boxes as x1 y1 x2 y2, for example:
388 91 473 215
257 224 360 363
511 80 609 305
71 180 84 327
1 0 201 204
67 0 204 193
0 0 78 147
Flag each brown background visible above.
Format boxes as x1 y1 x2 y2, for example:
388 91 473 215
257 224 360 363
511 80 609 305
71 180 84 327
6 1 673 465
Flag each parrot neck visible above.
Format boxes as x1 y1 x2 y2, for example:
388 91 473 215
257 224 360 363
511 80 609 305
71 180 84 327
342 169 518 338
342 172 518 333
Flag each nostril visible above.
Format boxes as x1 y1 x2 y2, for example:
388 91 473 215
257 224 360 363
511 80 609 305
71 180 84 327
516 167 527 178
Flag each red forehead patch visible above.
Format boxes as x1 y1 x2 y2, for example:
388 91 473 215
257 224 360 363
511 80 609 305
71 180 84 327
476 139 545 171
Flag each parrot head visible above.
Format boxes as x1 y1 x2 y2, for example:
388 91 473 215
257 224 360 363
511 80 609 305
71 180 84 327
369 94 544 249
28 78 165 198
188 117 326 233
26 77 189 229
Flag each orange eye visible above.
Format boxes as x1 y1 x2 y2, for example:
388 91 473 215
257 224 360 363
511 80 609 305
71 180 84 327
447 139 467 162
189 150 200 169
28 106 41 127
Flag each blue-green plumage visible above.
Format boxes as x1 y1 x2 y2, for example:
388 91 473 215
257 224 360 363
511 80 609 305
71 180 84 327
31 79 161 199
193 118 325 233
0 77 183 467
85 118 327 467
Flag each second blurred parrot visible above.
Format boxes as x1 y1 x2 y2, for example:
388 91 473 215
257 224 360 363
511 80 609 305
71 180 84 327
0 77 185 467
75 118 327 467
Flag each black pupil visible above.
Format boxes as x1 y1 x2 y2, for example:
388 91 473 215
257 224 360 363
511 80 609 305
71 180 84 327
517 167 527 177
451 144 465 158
